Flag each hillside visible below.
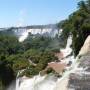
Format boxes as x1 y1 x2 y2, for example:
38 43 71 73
1 0 90 90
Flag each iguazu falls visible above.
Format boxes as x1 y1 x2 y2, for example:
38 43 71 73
0 0 90 90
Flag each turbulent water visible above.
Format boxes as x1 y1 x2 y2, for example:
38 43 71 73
16 74 58 90
12 35 81 90
7 35 80 90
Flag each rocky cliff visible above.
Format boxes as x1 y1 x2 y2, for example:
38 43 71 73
68 35 90 90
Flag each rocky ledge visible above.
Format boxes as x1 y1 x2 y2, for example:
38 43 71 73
68 35 90 90
68 54 90 90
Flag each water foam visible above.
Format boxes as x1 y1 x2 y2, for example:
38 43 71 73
15 35 79 90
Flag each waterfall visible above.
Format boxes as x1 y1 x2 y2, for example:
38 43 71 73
19 31 29 42
60 35 72 57
15 35 80 90
15 74 57 90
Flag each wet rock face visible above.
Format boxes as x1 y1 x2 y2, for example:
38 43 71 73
68 53 90 90
68 73 90 90
79 53 90 69
68 35 90 90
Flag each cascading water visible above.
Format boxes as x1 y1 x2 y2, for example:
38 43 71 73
19 31 29 42
17 74 58 90
17 25 60 42
15 35 80 90
61 35 72 57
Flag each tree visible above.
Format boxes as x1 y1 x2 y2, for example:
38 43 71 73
58 0 90 56
0 55 15 89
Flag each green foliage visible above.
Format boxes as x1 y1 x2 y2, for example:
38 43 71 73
7 54 29 74
58 0 90 56
57 20 72 48
2 0 90 88
0 32 59 88
23 34 61 52
0 55 15 89
0 35 25 88
19 50 57 77
0 35 24 55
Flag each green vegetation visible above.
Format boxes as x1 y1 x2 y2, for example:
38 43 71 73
0 33 58 89
58 0 90 56
20 49 57 77
23 33 61 52
1 0 90 89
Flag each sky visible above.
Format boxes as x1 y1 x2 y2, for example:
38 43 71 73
0 0 80 27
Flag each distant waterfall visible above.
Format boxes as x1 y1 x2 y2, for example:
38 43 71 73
13 26 60 42
19 31 29 42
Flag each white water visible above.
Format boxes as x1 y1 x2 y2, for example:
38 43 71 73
16 75 57 90
18 28 59 42
61 36 72 57
56 35 79 81
15 35 80 90
19 32 29 42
